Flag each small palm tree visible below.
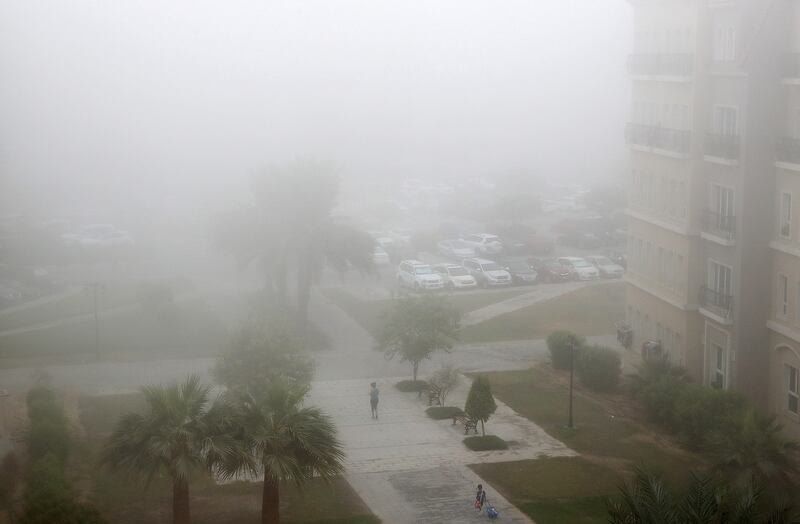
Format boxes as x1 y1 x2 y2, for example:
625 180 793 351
216 381 345 524
101 375 220 524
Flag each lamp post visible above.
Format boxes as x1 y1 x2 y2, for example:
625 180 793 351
568 340 575 429
84 282 105 360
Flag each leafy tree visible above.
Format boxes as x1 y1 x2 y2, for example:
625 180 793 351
465 376 497 436
607 468 800 524
101 375 224 524
213 316 314 396
25 386 71 463
710 409 800 499
214 381 345 524
375 294 461 382
18 454 107 524
429 364 461 405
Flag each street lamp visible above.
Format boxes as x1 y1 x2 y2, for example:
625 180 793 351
84 282 105 360
568 340 575 429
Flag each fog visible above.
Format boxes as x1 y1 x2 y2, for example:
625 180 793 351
1 0 630 219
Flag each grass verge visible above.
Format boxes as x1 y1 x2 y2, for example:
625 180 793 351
425 406 463 420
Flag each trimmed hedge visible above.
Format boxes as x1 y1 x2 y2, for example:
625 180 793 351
546 331 585 370
395 380 428 392
463 435 509 451
426 406 464 420
577 344 621 392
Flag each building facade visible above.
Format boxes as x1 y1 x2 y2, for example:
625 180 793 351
625 0 800 438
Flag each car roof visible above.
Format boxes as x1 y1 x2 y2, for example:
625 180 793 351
401 259 428 266
465 257 497 264
559 256 584 261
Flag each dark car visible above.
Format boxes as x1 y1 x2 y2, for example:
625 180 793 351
500 259 538 285
528 257 572 283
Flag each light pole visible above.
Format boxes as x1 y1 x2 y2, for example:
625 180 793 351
568 340 575 429
84 282 105 360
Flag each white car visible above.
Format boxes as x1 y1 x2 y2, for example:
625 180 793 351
372 245 391 265
557 256 600 281
461 233 503 255
389 228 414 247
585 255 625 279
462 258 512 287
61 224 134 248
396 260 444 291
437 239 477 260
432 263 477 290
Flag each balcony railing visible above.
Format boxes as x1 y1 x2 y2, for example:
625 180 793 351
704 133 740 161
628 53 694 77
700 286 734 320
784 53 800 79
776 137 800 165
626 123 691 155
702 210 736 241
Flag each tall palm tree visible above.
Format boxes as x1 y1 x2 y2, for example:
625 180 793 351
215 381 345 524
101 375 222 524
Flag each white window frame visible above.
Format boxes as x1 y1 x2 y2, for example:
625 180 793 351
713 105 738 136
787 365 799 415
707 258 733 297
713 342 726 389
780 191 792 240
778 274 790 319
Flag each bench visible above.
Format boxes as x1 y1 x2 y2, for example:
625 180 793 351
427 383 443 406
452 413 479 435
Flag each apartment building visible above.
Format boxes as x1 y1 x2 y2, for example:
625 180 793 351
625 0 799 437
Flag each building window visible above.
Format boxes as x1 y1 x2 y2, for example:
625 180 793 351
780 192 792 239
713 106 738 136
708 260 733 297
778 274 789 318
787 365 799 414
713 343 726 389
713 23 736 62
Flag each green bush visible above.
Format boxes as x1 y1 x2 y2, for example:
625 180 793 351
638 375 687 430
27 419 71 463
577 345 621 392
395 380 428 392
463 435 509 451
426 406 464 420
546 330 585 370
673 384 747 449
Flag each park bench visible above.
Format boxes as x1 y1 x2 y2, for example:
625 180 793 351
427 383 443 406
452 413 479 435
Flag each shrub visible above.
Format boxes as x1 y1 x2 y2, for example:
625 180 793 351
395 380 428 392
638 375 687 430
429 364 461 404
465 376 497 436
426 406 464 420
673 384 747 449
546 330 585 370
463 435 509 451
28 419 71 463
577 345 621 392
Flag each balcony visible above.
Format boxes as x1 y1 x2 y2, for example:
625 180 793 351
701 210 736 244
626 123 691 157
699 286 734 324
776 137 800 168
628 53 694 78
704 133 740 163
784 53 800 81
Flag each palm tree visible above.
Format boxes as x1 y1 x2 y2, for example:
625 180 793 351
215 381 345 524
710 409 800 498
607 468 800 524
101 375 222 524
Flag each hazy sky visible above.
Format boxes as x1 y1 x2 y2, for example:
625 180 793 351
0 0 631 219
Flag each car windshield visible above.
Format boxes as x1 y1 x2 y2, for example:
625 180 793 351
415 266 433 275
481 262 502 271
447 267 469 276
572 260 592 268
593 256 613 266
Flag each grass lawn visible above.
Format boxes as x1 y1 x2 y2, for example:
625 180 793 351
76 393 379 524
320 287 533 338
459 282 624 343
468 366 703 523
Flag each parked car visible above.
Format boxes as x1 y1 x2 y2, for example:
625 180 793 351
557 256 600 281
372 245 391 265
585 254 625 279
501 235 554 255
389 228 414 247
437 239 477 260
60 224 134 248
432 263 477 290
528 257 573 283
462 258 512 288
396 260 444 291
460 233 503 255
604 250 628 269
501 259 538 285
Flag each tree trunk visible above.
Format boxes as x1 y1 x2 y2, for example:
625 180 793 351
261 472 280 524
412 361 419 382
481 420 485 436
172 479 190 524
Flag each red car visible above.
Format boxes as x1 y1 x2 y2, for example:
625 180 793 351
527 257 572 283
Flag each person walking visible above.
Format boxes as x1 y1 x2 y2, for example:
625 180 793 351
369 381 380 419
475 484 486 512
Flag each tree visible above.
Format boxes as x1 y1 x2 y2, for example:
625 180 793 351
375 294 461 382
607 468 800 524
214 381 345 524
101 375 222 524
429 364 461 405
25 386 71 463
465 376 497 436
213 316 314 396
710 409 800 499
